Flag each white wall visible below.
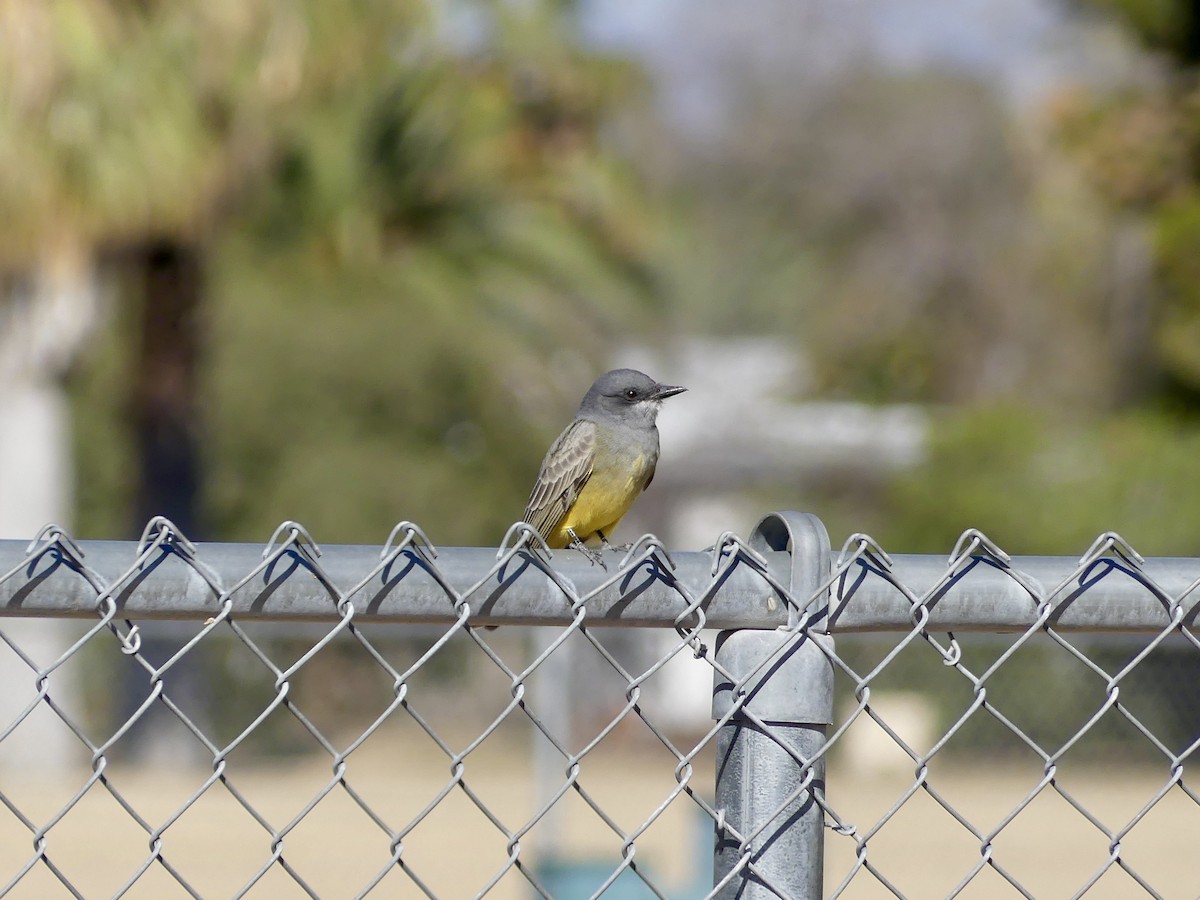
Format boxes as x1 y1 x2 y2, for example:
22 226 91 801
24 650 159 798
0 251 100 770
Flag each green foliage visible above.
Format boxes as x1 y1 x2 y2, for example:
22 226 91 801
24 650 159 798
202 238 547 543
70 276 139 539
1054 4 1200 405
1054 87 1195 209
1085 0 1198 59
885 406 1200 555
1 1 279 260
1156 194 1200 391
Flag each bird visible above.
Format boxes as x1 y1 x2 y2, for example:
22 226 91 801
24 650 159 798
522 368 686 566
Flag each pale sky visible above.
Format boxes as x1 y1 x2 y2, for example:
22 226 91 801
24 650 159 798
580 0 1143 116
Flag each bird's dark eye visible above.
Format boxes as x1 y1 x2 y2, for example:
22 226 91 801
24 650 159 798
624 388 638 400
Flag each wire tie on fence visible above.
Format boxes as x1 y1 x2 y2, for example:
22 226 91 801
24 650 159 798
1078 531 1145 569
382 520 438 559
941 632 962 666
263 520 321 559
836 532 893 570
117 620 142 655
828 819 858 837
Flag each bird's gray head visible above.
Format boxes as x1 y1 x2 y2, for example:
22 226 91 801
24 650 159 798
578 368 686 428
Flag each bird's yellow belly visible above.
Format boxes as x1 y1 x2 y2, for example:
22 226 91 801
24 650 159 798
549 461 648 548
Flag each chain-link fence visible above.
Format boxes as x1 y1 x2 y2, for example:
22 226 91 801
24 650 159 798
1 512 1197 898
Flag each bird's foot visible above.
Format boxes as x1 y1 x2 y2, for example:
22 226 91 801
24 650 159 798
567 528 608 570
597 530 634 553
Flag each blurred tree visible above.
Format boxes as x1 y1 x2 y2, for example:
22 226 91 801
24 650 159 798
1 0 324 539
881 405 1200 554
651 64 1136 409
1085 0 1200 61
1058 0 1200 404
199 1 663 542
0 0 663 543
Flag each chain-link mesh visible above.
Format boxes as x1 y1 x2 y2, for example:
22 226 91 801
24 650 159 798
0 515 1197 897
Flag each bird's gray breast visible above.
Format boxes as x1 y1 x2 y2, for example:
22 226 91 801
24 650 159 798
593 421 659 486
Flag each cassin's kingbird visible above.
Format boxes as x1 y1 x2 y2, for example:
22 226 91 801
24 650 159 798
522 368 686 564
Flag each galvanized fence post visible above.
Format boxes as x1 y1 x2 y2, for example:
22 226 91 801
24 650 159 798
711 513 834 899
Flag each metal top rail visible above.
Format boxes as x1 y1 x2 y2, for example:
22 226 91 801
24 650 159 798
2 516 1197 632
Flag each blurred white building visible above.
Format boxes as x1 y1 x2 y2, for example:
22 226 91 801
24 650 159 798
0 252 100 770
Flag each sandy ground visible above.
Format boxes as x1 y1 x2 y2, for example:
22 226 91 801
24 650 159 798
1 727 1195 899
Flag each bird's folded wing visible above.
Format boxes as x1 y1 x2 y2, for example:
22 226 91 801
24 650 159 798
523 419 596 541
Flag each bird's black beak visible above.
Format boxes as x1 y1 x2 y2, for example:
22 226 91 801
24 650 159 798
653 384 687 401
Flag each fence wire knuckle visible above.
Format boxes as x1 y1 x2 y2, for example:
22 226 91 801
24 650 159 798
0 516 1197 897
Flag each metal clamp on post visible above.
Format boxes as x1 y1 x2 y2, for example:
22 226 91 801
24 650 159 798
749 510 832 630
712 512 834 900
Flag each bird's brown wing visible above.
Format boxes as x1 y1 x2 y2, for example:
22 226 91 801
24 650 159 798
523 419 597 544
